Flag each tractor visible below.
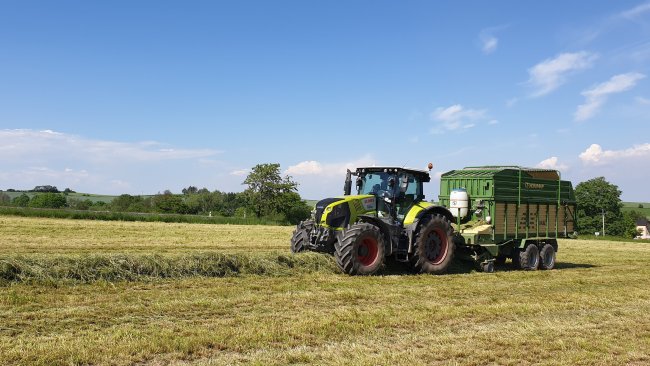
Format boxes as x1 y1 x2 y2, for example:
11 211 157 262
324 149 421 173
290 165 456 275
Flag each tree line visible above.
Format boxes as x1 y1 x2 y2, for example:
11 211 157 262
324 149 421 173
0 163 312 225
0 167 646 236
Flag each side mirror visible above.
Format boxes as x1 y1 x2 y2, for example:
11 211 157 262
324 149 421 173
400 176 409 193
356 177 362 191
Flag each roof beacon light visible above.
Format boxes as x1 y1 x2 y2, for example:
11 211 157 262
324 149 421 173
427 162 433 171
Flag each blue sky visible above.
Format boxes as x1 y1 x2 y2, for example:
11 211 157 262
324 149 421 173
1 0 649 201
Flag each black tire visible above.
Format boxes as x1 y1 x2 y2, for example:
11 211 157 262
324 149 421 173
290 220 313 253
335 222 385 275
481 261 495 273
411 214 455 274
513 244 540 270
494 256 507 266
539 243 556 270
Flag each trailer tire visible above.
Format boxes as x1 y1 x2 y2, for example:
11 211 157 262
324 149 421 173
335 222 385 275
514 244 539 270
539 243 556 270
411 214 455 274
290 220 313 253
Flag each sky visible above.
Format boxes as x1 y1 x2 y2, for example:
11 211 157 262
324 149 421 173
1 0 649 201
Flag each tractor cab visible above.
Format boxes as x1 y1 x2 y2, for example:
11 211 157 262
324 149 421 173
347 167 431 221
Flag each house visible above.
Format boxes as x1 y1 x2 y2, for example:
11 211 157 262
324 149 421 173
636 218 650 239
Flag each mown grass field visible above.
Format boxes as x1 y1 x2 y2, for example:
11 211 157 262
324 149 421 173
1 216 649 365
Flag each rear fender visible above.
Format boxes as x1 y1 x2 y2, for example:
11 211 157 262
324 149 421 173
405 206 455 253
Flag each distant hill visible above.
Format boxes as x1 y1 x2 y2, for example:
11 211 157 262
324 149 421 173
621 202 650 219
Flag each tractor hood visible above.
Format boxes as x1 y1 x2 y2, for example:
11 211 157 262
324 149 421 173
314 195 376 230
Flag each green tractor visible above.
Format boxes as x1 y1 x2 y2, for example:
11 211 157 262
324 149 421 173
290 166 456 275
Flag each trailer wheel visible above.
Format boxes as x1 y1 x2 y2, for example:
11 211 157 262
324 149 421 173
411 214 455 274
514 244 539 270
539 243 556 270
290 220 313 253
335 222 385 275
481 261 495 273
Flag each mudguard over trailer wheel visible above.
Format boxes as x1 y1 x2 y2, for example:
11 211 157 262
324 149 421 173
539 243 556 270
335 222 385 275
411 214 455 274
513 244 540 270
290 220 313 253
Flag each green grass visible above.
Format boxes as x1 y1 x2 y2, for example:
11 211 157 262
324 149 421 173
0 191 124 203
1 215 649 365
622 201 650 219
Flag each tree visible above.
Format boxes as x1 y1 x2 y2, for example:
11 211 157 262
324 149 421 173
0 192 10 205
182 186 199 195
243 163 298 217
575 177 626 236
31 185 59 193
13 193 30 207
639 203 644 209
28 193 67 209
152 193 187 214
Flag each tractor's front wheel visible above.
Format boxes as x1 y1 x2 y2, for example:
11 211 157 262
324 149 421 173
335 223 385 275
411 214 455 274
290 220 314 253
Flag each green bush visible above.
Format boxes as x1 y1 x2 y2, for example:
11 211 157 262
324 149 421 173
28 193 67 209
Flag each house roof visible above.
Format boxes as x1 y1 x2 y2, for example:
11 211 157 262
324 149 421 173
636 218 650 227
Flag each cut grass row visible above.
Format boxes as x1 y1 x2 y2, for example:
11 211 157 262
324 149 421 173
0 206 283 226
1 215 649 365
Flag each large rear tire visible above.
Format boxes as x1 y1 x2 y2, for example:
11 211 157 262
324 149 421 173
411 214 455 274
539 243 556 270
335 222 385 275
290 220 313 253
513 244 540 270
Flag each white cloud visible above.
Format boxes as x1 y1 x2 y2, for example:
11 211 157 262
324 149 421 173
579 143 650 165
229 169 250 176
285 155 376 178
480 34 498 54
0 129 220 163
574 72 645 121
636 96 650 104
430 104 487 133
0 129 223 194
536 157 568 171
478 25 508 55
527 51 598 97
619 2 650 19
488 119 499 125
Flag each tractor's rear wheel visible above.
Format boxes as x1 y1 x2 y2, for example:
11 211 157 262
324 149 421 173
411 214 455 274
335 222 385 275
539 243 556 270
513 244 540 270
290 220 314 253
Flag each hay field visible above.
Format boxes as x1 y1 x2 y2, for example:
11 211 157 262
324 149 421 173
1 216 649 365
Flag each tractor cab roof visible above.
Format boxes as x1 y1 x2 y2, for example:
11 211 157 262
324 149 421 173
355 166 431 182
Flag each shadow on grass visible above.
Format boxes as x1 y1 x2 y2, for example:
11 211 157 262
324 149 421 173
380 258 597 275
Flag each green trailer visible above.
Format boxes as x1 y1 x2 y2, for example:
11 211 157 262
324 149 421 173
438 166 577 272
